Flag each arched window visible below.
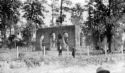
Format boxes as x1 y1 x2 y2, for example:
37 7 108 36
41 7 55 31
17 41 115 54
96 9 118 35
63 32 69 50
40 35 44 49
50 32 56 47
63 32 69 44
80 32 85 46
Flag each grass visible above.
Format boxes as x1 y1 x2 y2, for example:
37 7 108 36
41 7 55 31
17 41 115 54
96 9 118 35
0 48 124 73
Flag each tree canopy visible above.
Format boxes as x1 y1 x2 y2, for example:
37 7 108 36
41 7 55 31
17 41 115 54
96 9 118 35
84 0 125 51
22 0 47 28
0 0 21 30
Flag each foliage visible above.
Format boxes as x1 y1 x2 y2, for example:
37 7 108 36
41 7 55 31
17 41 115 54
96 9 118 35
0 0 21 47
70 3 85 25
84 0 125 51
50 0 72 25
21 24 32 45
71 3 85 18
62 3 85 25
23 0 46 28
0 0 21 30
22 0 48 45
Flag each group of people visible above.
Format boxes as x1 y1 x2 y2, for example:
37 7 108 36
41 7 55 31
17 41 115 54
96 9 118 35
56 33 76 58
40 32 76 58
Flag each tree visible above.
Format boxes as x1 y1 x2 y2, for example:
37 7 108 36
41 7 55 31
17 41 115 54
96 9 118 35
23 0 46 28
70 3 85 25
50 0 72 26
0 0 21 45
22 0 47 46
84 0 125 52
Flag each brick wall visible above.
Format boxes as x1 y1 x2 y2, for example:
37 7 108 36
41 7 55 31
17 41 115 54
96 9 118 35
36 25 76 51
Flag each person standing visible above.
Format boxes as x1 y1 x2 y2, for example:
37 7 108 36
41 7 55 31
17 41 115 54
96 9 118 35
57 34 62 56
72 47 76 58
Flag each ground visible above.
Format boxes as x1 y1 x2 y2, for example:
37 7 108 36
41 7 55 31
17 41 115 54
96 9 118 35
0 48 124 73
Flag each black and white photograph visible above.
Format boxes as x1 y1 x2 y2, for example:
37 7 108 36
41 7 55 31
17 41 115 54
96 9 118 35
0 0 125 73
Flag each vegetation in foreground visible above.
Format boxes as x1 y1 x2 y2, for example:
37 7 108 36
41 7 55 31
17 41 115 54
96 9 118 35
0 51 124 73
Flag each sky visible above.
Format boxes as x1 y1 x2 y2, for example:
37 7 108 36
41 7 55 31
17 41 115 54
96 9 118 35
19 0 89 26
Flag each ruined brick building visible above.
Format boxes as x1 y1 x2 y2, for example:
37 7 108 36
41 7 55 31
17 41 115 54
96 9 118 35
36 25 86 51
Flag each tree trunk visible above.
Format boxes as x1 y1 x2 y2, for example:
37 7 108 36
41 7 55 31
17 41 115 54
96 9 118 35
1 28 7 47
106 25 113 53
10 26 11 36
107 35 112 53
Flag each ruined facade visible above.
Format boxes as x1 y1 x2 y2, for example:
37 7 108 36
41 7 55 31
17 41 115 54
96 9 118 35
36 25 86 51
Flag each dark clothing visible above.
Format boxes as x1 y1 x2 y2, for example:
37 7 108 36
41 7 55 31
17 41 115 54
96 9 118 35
57 39 62 56
58 34 62 39
97 70 110 73
72 48 76 58
58 48 62 56
57 34 63 56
